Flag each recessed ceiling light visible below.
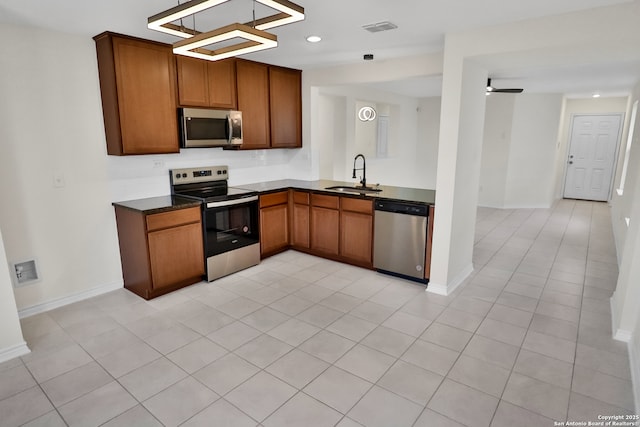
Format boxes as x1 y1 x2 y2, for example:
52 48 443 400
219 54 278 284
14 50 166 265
306 35 322 43
593 93 601 98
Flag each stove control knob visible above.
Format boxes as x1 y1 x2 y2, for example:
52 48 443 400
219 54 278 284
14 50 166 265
175 173 180 179
182 173 187 178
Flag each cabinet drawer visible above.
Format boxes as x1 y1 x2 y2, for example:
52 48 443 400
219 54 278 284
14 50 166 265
341 197 372 214
311 194 339 209
260 191 289 208
146 206 201 232
292 191 309 205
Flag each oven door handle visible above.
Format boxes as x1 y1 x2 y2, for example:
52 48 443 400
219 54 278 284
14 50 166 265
206 195 258 208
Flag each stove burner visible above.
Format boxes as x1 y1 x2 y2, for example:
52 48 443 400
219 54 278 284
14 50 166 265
169 166 257 203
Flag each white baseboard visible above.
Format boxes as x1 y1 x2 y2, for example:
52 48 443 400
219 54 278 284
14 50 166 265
427 263 474 296
613 328 632 342
0 341 30 364
18 280 123 319
477 203 552 209
609 295 631 342
628 335 640 414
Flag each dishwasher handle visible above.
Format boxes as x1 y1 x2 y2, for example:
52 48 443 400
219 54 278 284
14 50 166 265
374 200 429 216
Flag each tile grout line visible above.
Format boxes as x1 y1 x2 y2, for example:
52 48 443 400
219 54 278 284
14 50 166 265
476 200 575 425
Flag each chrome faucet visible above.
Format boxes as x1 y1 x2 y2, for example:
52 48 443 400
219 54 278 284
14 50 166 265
352 154 367 188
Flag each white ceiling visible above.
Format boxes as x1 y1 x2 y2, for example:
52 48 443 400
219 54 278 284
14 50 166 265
0 0 638 97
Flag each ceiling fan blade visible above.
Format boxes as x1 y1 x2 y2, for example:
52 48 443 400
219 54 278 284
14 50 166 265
492 88 524 93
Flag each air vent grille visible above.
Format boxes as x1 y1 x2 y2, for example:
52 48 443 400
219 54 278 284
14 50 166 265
363 21 398 33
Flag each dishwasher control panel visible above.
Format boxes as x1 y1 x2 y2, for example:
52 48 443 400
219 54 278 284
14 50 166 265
374 200 429 216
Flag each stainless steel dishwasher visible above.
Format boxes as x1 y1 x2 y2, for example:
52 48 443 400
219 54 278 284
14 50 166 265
373 200 429 283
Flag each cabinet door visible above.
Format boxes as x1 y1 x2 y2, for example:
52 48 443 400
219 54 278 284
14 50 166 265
207 59 237 109
292 203 310 248
112 36 179 154
269 66 302 148
340 211 373 265
310 206 340 255
260 203 289 256
236 60 270 149
148 222 204 290
176 56 209 107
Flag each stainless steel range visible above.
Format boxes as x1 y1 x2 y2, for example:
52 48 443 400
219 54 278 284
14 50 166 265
170 166 259 282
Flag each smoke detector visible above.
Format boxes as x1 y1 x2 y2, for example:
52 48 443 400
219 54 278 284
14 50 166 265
362 21 398 33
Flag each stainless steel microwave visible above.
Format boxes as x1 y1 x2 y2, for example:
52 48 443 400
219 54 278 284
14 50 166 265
179 108 243 148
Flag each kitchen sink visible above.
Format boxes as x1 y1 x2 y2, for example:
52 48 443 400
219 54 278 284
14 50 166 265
325 185 382 194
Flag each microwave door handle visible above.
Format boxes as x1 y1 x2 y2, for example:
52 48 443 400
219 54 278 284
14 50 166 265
227 115 232 144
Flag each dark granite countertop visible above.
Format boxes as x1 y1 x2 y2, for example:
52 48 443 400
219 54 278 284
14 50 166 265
112 195 201 214
234 179 436 205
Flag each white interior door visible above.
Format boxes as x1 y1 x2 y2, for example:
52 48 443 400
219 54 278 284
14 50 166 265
563 114 622 201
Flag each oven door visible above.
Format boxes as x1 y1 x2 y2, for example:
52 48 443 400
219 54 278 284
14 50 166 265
202 196 259 257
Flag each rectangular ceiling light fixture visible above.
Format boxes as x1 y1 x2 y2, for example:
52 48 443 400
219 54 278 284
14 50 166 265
173 23 278 61
148 0 303 61
148 0 230 38
250 0 305 30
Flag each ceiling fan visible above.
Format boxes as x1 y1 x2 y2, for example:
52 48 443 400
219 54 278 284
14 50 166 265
486 78 524 94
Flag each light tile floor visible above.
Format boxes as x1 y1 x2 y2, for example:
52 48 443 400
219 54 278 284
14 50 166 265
1 200 636 426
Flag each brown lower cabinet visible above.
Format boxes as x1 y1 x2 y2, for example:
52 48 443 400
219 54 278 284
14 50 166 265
259 191 290 257
291 190 310 249
339 198 374 266
260 190 374 268
310 194 340 256
114 206 204 299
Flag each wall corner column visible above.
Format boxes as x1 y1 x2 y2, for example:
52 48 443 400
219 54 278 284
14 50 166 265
0 227 29 363
428 46 488 295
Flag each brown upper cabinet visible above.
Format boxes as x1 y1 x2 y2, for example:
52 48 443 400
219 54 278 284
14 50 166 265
176 56 237 109
269 66 302 148
94 32 302 154
236 59 303 150
94 32 179 155
236 59 272 150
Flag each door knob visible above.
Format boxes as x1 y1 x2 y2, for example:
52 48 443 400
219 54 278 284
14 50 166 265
568 161 574 164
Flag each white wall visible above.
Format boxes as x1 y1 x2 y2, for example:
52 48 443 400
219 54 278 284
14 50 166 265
503 94 563 208
317 94 347 180
0 25 124 312
609 80 640 412
0 24 306 314
416 97 441 190
0 229 29 362
479 94 516 207
480 94 563 209
316 85 436 189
